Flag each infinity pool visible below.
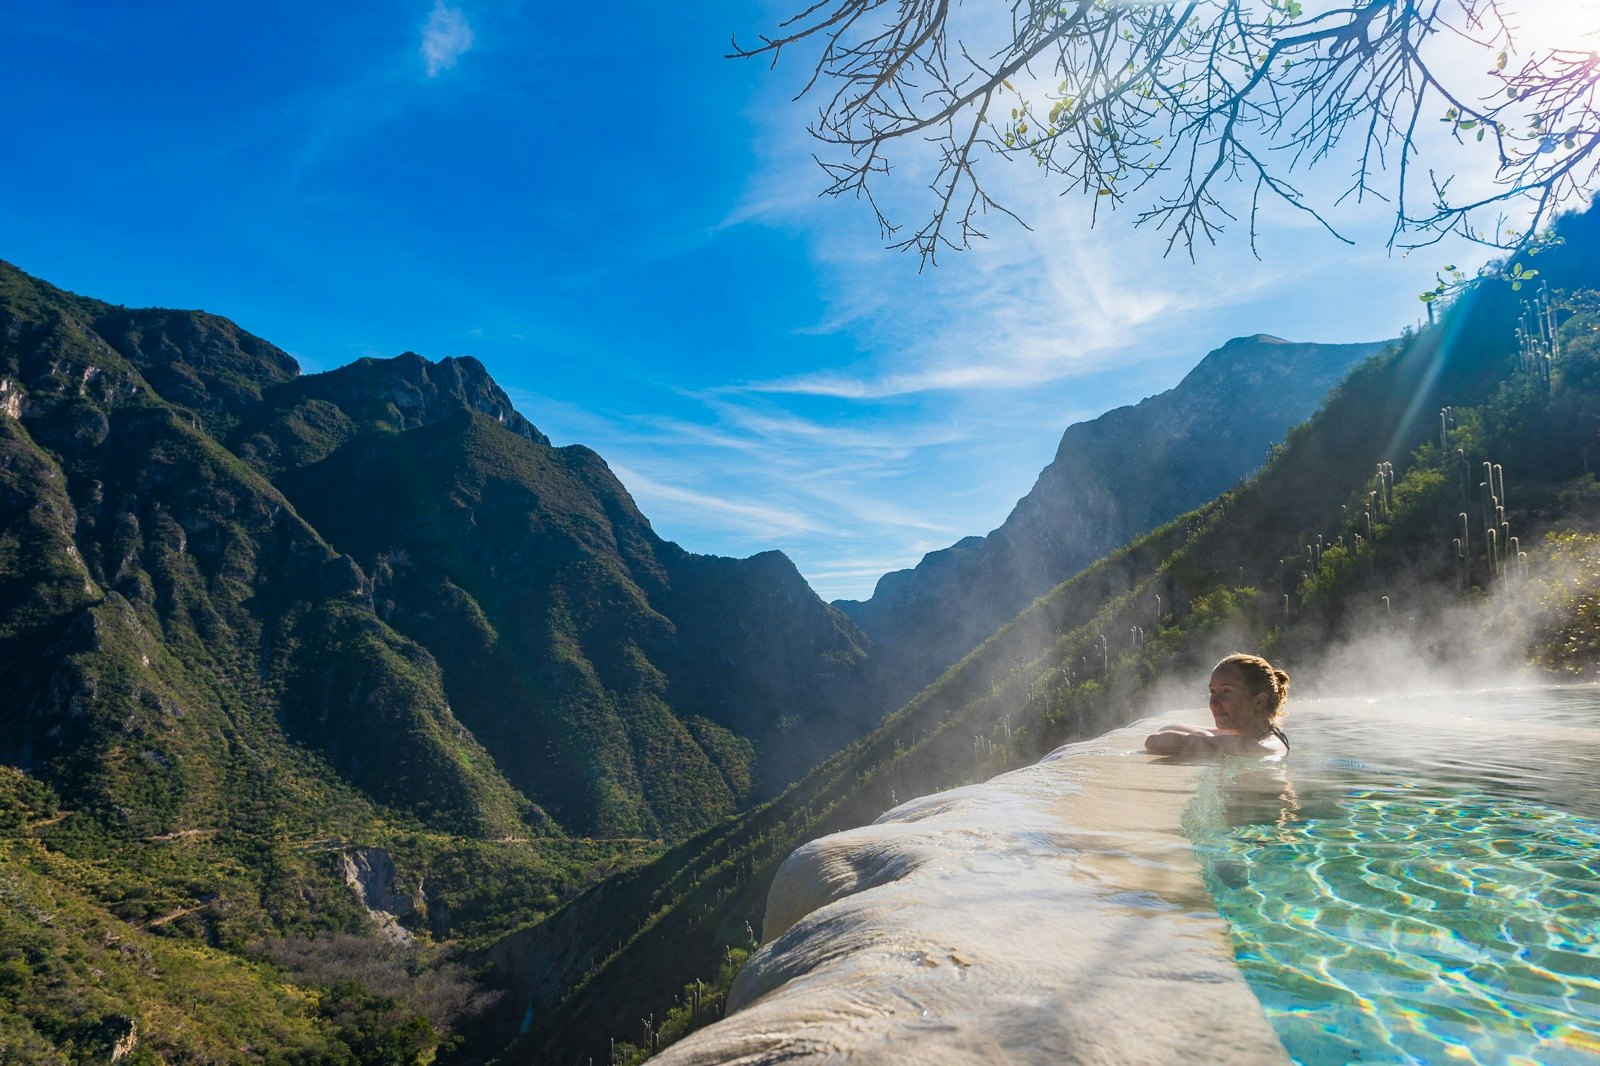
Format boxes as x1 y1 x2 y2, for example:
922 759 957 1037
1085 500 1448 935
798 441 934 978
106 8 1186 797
1190 687 1600 1065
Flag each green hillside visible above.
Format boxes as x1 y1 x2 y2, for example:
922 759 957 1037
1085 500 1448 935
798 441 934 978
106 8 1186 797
0 257 873 1061
500 209 1600 1065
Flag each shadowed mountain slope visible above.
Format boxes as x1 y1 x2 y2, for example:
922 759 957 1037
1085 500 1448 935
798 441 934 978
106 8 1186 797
0 255 893 1057
277 408 869 838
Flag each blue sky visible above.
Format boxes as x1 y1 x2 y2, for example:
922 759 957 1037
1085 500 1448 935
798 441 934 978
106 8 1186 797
1 2 1583 599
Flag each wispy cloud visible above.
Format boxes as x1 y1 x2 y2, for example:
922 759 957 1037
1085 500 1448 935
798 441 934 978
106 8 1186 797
735 358 1081 399
500 378 983 589
610 464 823 540
802 555 934 595
717 102 1306 403
192 3 484 190
421 1 474 77
700 399 973 456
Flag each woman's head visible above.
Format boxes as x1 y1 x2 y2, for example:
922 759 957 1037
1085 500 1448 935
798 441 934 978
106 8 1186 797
1209 653 1290 737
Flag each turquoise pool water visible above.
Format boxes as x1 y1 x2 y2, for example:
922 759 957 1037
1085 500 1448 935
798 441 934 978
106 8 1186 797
1190 687 1600 1065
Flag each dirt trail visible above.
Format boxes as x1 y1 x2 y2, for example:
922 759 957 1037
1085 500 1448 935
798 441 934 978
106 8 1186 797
145 828 219 843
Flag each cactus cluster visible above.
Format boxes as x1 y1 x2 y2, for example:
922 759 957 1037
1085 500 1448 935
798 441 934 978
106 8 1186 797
1473 458 1526 585
1514 284 1560 389
1372 462 1395 520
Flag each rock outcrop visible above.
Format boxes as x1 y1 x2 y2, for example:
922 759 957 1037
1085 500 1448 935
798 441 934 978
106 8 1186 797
655 717 1289 1065
341 847 421 944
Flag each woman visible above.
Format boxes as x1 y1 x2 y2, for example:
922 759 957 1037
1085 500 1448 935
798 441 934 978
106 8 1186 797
1144 653 1290 756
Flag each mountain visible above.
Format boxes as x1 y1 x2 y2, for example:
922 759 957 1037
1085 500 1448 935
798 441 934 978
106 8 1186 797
0 260 879 848
837 334 1388 695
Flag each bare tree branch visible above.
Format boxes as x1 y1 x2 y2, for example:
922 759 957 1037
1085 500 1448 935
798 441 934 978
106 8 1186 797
734 0 1599 262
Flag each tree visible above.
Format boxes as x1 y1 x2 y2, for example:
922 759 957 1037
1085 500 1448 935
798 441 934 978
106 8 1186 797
733 0 1600 262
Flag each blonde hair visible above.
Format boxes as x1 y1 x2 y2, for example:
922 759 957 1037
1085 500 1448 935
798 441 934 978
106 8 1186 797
1215 653 1290 737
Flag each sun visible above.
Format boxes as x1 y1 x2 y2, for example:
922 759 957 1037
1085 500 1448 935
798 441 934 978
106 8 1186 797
1508 1 1600 55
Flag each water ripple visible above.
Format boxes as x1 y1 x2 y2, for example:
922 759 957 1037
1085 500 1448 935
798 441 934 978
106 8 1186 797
1193 687 1600 1065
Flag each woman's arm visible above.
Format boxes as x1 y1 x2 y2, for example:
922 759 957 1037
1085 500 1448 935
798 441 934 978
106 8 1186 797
1144 725 1211 753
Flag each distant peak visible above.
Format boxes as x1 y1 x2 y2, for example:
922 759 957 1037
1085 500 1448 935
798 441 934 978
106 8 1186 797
445 354 488 374
749 548 800 572
1209 335 1293 358
1181 334 1391 392
377 351 494 384
295 350 551 447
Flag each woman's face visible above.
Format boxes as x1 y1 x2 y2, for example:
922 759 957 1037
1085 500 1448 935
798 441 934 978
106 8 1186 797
1209 663 1266 734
